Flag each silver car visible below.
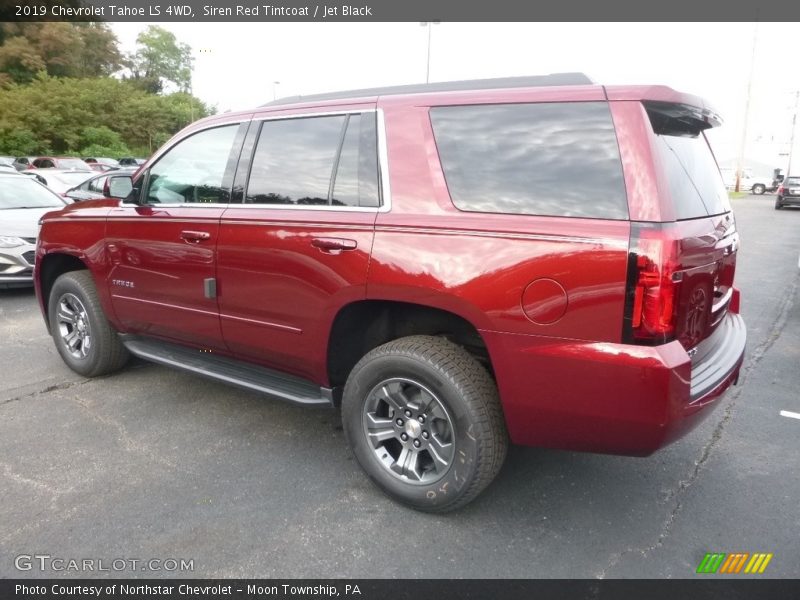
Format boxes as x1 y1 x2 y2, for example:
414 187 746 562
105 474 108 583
0 172 67 288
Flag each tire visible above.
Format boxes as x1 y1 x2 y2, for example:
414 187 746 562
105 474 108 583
752 184 766 195
48 270 129 377
342 335 507 512
775 197 783 210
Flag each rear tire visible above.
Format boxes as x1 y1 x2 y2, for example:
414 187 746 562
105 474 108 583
775 197 784 210
752 184 766 195
48 270 129 377
342 335 507 512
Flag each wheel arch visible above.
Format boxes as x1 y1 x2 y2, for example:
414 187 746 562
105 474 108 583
37 253 90 332
326 299 494 389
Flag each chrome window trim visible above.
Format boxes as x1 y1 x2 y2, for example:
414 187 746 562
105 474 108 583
137 108 393 213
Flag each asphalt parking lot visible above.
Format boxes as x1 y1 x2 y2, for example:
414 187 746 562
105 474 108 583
1 195 798 579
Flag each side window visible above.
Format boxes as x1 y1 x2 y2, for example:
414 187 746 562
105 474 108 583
144 124 239 205
245 112 379 207
430 102 628 219
88 176 106 193
332 113 380 207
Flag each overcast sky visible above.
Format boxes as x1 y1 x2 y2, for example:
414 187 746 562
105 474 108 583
112 22 800 173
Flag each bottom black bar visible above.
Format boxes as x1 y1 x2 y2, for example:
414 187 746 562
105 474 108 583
2 580 798 600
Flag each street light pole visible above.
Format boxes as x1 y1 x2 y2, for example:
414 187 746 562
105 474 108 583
273 81 280 101
787 90 799 176
421 22 440 84
735 23 758 193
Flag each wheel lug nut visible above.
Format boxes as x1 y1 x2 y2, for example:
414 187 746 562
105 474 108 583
404 410 412 418
396 418 404 426
418 415 425 423
401 433 408 441
422 431 429 439
413 439 421 448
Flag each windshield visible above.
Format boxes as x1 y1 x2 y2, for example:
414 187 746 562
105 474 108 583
0 177 65 209
58 158 90 170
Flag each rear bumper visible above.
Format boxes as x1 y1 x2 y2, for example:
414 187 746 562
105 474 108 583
483 311 746 456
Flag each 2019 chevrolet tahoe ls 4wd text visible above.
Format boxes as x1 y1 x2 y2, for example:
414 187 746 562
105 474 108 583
35 74 746 512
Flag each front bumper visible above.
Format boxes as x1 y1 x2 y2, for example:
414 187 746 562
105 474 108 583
0 242 36 286
482 311 746 456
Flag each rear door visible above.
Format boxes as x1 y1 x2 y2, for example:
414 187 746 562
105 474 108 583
105 121 248 349
216 108 380 382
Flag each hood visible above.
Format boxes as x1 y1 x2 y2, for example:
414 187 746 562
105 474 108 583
0 207 61 237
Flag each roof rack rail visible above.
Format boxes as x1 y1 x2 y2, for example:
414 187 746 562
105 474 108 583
262 73 595 107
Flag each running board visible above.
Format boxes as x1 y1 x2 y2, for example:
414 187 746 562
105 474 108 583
121 336 336 407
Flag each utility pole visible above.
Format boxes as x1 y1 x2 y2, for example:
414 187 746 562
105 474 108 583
787 90 799 176
273 81 280 101
735 23 759 193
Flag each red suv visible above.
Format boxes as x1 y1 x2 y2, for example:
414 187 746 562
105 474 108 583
35 74 746 511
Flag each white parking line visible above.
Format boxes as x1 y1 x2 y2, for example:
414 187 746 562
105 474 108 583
780 410 800 420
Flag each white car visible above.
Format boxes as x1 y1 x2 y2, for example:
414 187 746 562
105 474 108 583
0 171 68 287
23 169 94 196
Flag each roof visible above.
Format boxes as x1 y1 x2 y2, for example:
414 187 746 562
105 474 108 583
262 73 595 107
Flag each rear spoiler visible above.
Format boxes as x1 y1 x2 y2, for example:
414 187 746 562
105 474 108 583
643 101 723 137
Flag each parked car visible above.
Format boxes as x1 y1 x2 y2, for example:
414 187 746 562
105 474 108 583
0 171 67 288
28 169 94 196
30 157 93 171
775 176 800 209
84 157 121 172
64 169 135 202
0 156 15 168
12 156 36 171
35 74 746 511
118 157 146 167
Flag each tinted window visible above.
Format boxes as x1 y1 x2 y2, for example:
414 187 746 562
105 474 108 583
331 114 380 208
246 113 379 207
145 125 239 204
247 116 345 205
655 134 731 219
784 176 800 186
430 102 628 219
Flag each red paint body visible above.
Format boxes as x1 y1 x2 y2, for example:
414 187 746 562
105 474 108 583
34 82 745 456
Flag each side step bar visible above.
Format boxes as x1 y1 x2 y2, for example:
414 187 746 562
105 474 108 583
121 336 336 407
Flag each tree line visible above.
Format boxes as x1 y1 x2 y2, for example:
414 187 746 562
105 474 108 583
0 22 210 158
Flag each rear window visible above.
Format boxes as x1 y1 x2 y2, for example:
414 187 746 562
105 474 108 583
784 177 800 186
654 134 731 220
429 102 628 220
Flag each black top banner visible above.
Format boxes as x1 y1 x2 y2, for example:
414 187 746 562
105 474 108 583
1 0 798 22
3 579 800 600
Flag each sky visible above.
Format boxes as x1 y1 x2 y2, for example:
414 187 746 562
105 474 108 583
112 22 800 175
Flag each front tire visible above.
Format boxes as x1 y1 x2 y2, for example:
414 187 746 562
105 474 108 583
342 335 507 512
752 184 766 195
48 270 129 377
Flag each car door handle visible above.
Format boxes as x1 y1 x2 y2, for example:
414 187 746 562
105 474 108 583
180 230 211 243
311 237 357 253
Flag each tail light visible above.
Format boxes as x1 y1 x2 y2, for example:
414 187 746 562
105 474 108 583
623 224 681 345
777 186 784 195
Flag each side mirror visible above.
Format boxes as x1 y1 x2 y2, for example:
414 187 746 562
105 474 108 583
104 175 134 200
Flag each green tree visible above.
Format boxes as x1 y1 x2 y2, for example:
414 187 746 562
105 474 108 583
126 26 193 95
0 22 122 84
0 74 210 156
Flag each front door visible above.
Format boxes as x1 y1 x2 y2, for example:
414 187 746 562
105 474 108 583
106 122 247 349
